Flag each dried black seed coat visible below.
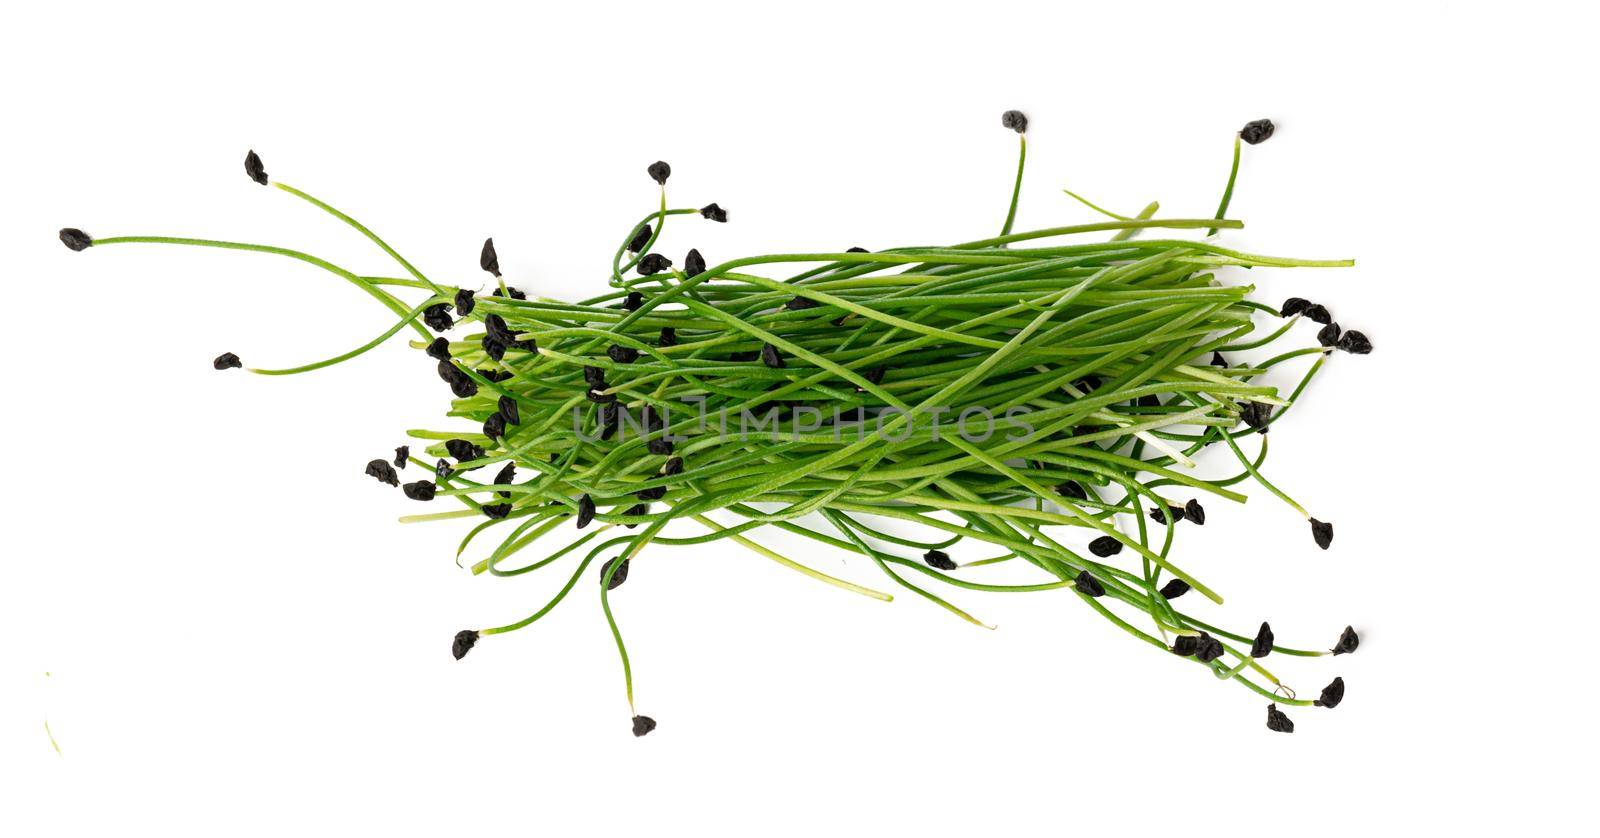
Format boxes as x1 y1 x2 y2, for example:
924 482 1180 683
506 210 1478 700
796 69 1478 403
1240 119 1276 145
365 459 399 486
1001 110 1028 133
1194 633 1225 663
1241 401 1273 433
623 291 644 311
1303 303 1332 325
482 503 511 519
924 550 957 571
1338 330 1372 355
1055 481 1088 501
627 224 652 254
1184 498 1206 525
1171 636 1199 656
483 412 506 440
482 335 507 362
479 238 501 277
700 203 728 222
576 494 596 528
636 486 666 501
785 296 819 311
647 160 671 185
213 352 242 370
1281 297 1311 318
607 345 639 364
484 314 513 343
394 445 409 468
1310 517 1334 549
623 503 649 527
1159 579 1190 600
602 556 631 590
647 438 674 455
1333 626 1360 655
761 343 785 369
244 150 268 185
1074 571 1106 597
1317 322 1343 347
1251 622 1274 658
1266 704 1294 733
493 462 515 499
684 248 707 278
846 247 869 253
637 253 672 276
446 438 485 463
498 395 519 425
403 480 436 501
662 457 684 476
632 715 657 737
59 228 94 251
434 458 452 478
454 288 476 316
658 327 677 347
1088 536 1122 558
426 337 451 361
452 629 479 660
584 366 607 387
1315 676 1346 709
1151 505 1185 525
423 304 454 332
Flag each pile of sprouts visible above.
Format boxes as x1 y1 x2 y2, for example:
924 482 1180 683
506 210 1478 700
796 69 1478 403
62 111 1369 736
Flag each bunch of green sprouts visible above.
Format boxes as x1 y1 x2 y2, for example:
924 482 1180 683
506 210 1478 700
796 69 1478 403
62 112 1365 736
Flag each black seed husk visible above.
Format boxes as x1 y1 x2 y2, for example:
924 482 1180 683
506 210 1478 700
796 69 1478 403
403 480 436 501
484 314 512 342
647 160 671 185
761 343 784 369
503 286 526 300
1088 536 1122 557
658 327 677 347
636 486 666 501
394 445 409 468
783 296 820 312
244 150 268 185
1317 321 1342 347
498 395 519 425
1171 636 1199 656
1280 297 1311 318
662 457 684 476
482 502 511 519
1338 330 1372 355
493 461 515 499
627 223 652 254
213 352 242 370
583 365 607 387
365 459 399 487
479 369 512 383
423 304 454 332
1136 394 1161 408
446 438 485 463
1310 517 1334 550
846 246 869 253
1194 633 1225 663
1251 622 1274 658
426 337 451 361
1001 109 1028 133
1240 401 1273 433
1184 498 1206 525
607 345 639 364
1303 303 1332 325
1151 505 1185 525
1211 352 1227 367
452 629 479 660
647 438 674 455
1266 704 1294 733
59 228 94 251
622 291 644 311
576 494 596 528
1315 676 1345 709
632 715 657 737
1159 579 1190 600
454 288 476 316
623 503 649 528
1332 626 1359 655
482 335 509 362
434 458 452 478
602 556 631 590
482 412 506 440
449 375 478 398
479 237 501 277
1055 481 1088 501
684 248 707 278
637 253 672 276
923 550 957 571
1074 570 1105 597
700 203 728 222
1240 119 1275 145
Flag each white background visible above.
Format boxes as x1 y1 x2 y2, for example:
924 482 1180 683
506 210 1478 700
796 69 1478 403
3 1 1595 834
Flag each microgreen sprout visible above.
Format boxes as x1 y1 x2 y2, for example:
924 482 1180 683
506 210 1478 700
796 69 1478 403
63 111 1371 736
